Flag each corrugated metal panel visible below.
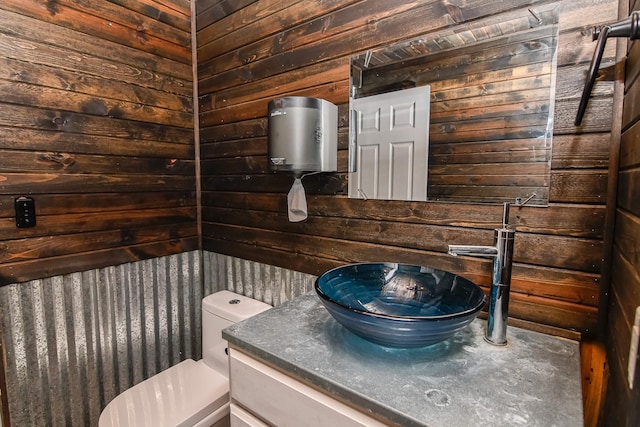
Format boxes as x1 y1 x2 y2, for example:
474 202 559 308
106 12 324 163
0 251 202 427
203 251 317 307
0 251 314 427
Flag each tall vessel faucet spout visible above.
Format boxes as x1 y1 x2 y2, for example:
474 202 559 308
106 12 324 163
447 202 516 345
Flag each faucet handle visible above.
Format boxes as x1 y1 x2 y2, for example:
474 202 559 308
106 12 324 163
503 192 536 229
514 192 537 207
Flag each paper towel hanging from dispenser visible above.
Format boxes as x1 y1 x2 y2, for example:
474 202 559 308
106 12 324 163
268 97 338 173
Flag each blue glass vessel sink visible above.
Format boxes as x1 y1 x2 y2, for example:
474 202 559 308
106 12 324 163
315 263 486 348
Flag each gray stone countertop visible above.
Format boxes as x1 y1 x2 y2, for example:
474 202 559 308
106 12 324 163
223 292 583 427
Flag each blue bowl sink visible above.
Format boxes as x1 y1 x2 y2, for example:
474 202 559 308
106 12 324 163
315 263 486 348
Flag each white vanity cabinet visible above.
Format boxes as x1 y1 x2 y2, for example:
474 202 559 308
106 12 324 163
223 293 583 427
228 349 388 427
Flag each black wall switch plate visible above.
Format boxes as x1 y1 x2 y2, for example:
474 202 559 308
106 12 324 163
15 196 36 228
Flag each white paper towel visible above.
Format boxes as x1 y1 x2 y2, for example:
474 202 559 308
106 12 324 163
287 178 307 222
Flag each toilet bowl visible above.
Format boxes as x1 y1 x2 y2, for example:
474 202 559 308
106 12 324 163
99 291 271 427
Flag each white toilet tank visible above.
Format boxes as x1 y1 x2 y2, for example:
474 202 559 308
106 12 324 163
202 290 271 376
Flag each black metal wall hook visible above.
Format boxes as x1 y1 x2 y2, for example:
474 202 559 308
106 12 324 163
575 12 640 126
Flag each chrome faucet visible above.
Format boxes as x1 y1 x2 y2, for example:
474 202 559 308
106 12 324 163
447 202 517 346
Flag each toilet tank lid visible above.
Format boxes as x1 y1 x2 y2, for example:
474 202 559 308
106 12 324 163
203 290 272 322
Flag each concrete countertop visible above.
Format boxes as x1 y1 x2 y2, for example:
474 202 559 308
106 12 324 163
223 292 583 427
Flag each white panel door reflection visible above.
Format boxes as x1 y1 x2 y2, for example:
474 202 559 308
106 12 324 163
349 86 430 201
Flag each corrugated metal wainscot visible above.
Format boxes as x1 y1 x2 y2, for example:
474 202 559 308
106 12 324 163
203 251 317 307
0 251 202 427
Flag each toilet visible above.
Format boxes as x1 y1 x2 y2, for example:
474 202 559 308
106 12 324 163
98 290 271 427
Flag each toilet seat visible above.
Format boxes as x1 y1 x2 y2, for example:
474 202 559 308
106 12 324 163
99 359 229 427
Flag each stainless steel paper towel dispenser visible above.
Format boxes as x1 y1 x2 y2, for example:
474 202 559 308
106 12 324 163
268 97 337 174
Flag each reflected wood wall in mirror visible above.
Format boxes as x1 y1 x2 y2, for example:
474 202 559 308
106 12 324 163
351 6 559 206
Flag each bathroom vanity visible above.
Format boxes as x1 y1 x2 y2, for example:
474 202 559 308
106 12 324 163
223 293 583 426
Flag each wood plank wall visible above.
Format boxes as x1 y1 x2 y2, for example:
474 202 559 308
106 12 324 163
604 0 640 422
0 0 197 286
197 0 618 336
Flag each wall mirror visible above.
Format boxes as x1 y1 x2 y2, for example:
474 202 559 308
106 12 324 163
348 5 559 206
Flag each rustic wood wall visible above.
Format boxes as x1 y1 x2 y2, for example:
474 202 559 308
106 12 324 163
197 0 618 337
604 0 640 422
0 0 197 286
